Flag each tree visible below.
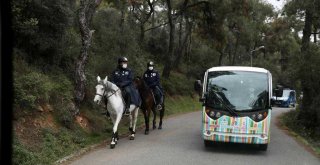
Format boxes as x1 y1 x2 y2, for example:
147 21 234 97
162 0 176 78
283 0 320 136
74 0 102 114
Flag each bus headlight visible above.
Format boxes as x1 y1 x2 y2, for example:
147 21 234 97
216 112 221 118
209 111 215 117
251 114 256 120
249 111 268 122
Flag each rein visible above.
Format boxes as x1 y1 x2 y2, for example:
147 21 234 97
96 81 120 99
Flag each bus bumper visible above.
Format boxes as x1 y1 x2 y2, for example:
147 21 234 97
203 131 269 144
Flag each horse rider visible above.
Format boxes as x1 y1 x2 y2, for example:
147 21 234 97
110 57 134 115
143 61 164 110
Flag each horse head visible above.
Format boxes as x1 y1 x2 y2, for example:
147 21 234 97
94 76 107 104
133 76 142 89
94 76 121 105
134 76 149 91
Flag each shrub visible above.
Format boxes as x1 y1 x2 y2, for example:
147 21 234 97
162 71 194 96
14 71 54 109
12 139 39 165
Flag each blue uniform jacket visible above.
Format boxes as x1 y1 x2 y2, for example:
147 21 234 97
110 68 133 88
143 70 160 88
110 67 141 107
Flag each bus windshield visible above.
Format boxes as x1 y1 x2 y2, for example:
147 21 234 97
206 71 269 112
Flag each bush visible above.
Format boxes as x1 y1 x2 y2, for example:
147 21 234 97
14 71 54 109
162 71 194 96
12 139 39 165
34 128 86 164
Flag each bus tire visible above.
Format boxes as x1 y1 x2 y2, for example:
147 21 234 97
204 140 211 147
259 144 268 151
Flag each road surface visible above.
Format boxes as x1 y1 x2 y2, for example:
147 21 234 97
69 107 319 165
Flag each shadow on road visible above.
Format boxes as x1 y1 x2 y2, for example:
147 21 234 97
203 142 268 155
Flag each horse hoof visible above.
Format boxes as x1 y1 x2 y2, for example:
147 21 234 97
110 144 115 149
158 125 162 129
145 130 149 135
153 126 157 129
130 136 135 140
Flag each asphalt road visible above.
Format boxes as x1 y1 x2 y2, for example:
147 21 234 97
69 107 319 165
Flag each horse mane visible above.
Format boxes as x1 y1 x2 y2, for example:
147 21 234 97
135 76 150 91
134 76 153 102
100 80 121 97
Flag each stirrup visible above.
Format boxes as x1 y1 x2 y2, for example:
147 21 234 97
124 108 130 116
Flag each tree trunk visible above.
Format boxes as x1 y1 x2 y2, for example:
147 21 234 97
313 25 317 43
301 10 313 53
218 50 224 66
232 36 239 65
74 0 101 114
140 24 145 44
162 0 175 78
299 9 313 126
228 44 232 65
119 5 126 55
174 14 192 67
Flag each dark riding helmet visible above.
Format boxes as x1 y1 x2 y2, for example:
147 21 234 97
118 57 128 64
147 61 154 67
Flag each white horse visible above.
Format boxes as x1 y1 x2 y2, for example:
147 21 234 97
94 76 140 149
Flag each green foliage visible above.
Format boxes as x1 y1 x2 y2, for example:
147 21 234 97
297 45 320 134
81 106 110 134
13 67 73 111
165 95 201 115
40 128 83 163
54 103 76 129
12 139 40 165
14 71 54 109
162 71 194 96
280 109 320 154
12 0 76 70
13 45 74 110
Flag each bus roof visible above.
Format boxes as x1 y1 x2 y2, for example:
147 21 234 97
207 66 269 73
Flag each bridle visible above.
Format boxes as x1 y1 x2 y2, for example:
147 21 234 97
95 81 120 99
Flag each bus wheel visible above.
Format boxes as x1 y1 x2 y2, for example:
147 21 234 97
259 144 268 151
204 140 211 147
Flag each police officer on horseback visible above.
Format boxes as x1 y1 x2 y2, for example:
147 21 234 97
110 57 133 115
143 61 164 110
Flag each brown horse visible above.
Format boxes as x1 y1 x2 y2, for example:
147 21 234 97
134 77 165 135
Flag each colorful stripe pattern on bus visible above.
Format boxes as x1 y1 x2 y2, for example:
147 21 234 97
202 109 271 144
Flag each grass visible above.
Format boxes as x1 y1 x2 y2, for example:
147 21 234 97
278 109 320 157
165 95 201 115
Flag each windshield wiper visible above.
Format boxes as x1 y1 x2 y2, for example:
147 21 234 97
211 92 239 116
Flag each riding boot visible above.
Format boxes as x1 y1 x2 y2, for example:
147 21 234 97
124 94 131 116
154 88 162 110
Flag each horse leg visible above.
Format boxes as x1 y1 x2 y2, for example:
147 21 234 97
144 109 150 135
152 108 157 129
129 107 133 133
129 107 139 140
110 114 122 149
158 105 164 130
